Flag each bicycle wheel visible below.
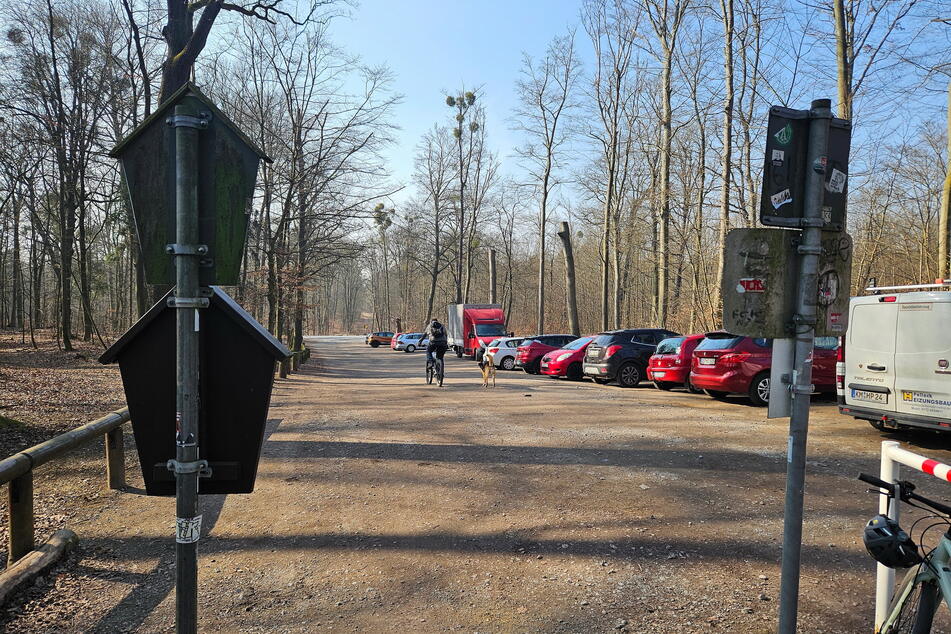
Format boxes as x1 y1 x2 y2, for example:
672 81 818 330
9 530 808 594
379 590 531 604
436 359 444 387
883 568 939 634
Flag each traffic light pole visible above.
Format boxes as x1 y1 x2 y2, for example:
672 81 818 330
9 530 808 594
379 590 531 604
168 102 210 634
777 98 832 633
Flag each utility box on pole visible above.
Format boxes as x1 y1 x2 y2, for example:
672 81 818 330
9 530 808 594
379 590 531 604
760 106 852 232
99 287 290 495
109 83 271 286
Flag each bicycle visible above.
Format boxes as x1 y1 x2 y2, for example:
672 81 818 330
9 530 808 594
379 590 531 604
425 350 444 387
859 472 951 633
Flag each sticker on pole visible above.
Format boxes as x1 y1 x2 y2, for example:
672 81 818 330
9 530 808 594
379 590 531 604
176 515 202 544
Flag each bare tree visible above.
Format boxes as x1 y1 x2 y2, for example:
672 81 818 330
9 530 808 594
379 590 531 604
513 31 581 333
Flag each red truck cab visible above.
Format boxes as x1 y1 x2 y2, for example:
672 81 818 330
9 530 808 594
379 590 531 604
445 304 508 359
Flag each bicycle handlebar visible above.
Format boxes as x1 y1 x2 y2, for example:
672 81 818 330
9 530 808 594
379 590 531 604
859 472 951 517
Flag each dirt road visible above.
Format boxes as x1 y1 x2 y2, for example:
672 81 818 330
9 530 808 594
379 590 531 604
5 335 951 632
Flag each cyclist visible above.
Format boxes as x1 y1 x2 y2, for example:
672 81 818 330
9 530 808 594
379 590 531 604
424 318 448 378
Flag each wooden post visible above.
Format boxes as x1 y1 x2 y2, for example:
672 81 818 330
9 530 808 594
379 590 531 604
279 357 289 378
557 222 580 337
105 427 125 490
292 351 300 372
7 472 34 565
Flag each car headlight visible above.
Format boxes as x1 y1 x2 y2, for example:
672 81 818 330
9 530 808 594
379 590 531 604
556 353 572 362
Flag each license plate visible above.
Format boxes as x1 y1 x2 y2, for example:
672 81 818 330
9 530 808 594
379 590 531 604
852 389 888 404
584 365 597 374
652 371 666 378
699 357 716 365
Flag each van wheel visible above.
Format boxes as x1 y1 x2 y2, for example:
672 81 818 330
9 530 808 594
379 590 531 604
566 363 583 381
705 389 729 400
405 345 415 353
654 381 675 391
749 372 770 406
868 420 888 432
501 357 515 371
370 341 379 348
617 363 641 388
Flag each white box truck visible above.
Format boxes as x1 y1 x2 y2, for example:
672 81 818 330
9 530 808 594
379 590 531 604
839 283 951 433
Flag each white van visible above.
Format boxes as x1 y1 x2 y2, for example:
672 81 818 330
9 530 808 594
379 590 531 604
839 287 951 433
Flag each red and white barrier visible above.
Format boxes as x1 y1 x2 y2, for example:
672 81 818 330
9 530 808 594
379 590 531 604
874 441 951 629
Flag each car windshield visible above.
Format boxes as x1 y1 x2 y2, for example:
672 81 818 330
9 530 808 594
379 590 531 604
563 336 593 350
655 337 685 354
475 324 507 337
696 335 742 351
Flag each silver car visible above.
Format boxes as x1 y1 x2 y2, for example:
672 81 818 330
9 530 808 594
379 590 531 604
395 332 428 353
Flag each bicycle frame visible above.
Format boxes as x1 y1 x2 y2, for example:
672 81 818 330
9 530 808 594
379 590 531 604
881 533 951 631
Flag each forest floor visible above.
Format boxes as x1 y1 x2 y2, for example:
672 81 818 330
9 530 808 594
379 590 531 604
2 333 951 632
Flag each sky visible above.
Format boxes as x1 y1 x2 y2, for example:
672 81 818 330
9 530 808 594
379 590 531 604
332 0 589 206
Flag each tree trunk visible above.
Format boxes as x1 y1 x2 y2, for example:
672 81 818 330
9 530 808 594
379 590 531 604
716 0 735 320
940 79 951 280
832 0 852 120
537 169 550 333
557 222 580 337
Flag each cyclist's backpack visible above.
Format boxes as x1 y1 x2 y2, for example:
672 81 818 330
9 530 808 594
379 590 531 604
431 323 445 339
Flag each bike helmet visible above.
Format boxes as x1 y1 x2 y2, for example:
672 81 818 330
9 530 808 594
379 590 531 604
863 515 922 568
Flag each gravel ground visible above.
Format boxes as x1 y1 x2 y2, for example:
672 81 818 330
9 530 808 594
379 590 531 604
2 334 951 632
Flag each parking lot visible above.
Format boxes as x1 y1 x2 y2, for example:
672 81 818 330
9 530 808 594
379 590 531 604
5 335 951 632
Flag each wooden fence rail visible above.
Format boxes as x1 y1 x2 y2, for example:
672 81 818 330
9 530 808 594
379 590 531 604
1 408 131 566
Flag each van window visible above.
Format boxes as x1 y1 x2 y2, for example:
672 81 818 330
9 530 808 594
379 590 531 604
896 303 951 354
850 304 897 353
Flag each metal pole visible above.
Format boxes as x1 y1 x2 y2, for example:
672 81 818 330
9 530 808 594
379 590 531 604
778 98 832 633
488 248 497 304
170 102 203 634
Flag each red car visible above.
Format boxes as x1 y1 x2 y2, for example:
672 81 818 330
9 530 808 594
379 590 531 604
647 334 705 392
514 334 576 374
539 336 594 380
689 333 838 406
390 332 404 350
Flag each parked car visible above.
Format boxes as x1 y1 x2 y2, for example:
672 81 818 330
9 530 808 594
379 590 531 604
839 289 951 433
540 336 594 380
515 335 577 374
690 332 837 406
390 332 404 350
583 329 680 387
647 334 705 392
484 337 525 370
366 332 394 348
395 333 428 353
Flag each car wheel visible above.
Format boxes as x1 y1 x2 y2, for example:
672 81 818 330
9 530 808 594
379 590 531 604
685 376 703 394
617 363 641 388
566 363 583 381
705 389 729 400
370 341 379 348
405 345 415 353
501 357 516 371
653 381 675 391
749 372 770 407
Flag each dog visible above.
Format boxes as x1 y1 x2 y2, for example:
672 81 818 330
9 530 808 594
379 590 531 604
479 353 497 388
